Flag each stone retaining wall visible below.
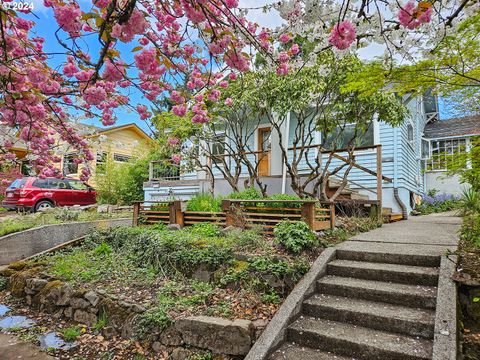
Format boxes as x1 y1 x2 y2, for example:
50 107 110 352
0 218 131 265
1 263 258 359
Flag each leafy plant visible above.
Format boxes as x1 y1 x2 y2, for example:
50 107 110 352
187 352 213 360
190 223 221 238
0 277 7 291
267 193 302 208
187 193 223 212
94 242 112 256
94 313 108 331
273 221 317 253
61 326 81 341
228 187 262 200
459 187 480 216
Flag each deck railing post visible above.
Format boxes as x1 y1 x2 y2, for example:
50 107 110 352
376 144 383 221
301 202 315 230
170 200 186 227
329 202 336 229
221 200 235 227
132 202 140 226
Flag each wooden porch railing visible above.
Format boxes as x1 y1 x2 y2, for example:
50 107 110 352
132 199 335 232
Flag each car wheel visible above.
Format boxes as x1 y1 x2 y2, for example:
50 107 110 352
35 200 54 212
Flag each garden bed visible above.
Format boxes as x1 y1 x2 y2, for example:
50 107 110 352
0 216 381 359
455 214 480 360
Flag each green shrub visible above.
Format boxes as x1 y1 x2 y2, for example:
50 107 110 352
459 188 480 216
273 221 317 253
190 223 221 237
267 193 302 208
94 242 112 256
228 187 262 200
224 227 264 249
187 193 223 212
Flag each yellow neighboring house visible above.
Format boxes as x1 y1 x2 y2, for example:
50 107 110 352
5 123 152 187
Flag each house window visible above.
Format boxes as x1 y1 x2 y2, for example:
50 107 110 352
63 154 78 175
421 138 430 159
427 138 467 171
211 134 226 164
407 123 414 146
113 153 131 162
96 152 107 174
323 123 374 150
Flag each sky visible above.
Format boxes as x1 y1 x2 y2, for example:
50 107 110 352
26 0 455 137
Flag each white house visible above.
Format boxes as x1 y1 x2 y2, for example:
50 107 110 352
144 94 474 218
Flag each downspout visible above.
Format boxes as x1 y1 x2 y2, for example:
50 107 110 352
281 112 291 194
393 127 408 219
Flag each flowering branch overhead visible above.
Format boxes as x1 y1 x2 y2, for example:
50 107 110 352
0 0 477 179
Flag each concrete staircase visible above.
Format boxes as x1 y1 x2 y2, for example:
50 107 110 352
269 250 440 360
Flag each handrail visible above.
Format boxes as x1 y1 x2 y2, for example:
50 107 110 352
225 199 318 203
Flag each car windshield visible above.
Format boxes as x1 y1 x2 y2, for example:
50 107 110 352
7 178 27 189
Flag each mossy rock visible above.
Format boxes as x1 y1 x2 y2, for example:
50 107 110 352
98 297 138 334
0 268 17 277
37 280 64 295
71 288 89 298
8 261 29 271
9 267 43 297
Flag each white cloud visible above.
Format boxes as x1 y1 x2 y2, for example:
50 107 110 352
239 0 285 29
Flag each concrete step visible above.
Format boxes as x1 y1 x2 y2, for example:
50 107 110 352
349 192 370 201
327 259 439 286
269 343 351 360
336 248 441 267
287 317 433 360
303 293 435 339
317 276 437 309
388 213 404 222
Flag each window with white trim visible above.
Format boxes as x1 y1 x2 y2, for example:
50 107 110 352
211 134 226 165
113 153 131 162
427 138 467 171
323 122 374 150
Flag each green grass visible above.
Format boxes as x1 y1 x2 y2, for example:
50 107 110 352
61 326 82 341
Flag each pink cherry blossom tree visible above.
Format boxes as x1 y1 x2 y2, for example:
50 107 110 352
0 0 476 180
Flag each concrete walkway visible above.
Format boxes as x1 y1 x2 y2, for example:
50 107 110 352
249 212 462 360
338 211 461 257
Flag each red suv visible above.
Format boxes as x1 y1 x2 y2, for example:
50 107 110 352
2 177 96 212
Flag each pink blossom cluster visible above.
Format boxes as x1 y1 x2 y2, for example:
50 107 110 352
328 20 356 50
111 9 149 43
51 2 82 38
398 1 432 29
167 137 180 146
171 154 182 164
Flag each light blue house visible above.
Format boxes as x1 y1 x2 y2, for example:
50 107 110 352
144 92 443 218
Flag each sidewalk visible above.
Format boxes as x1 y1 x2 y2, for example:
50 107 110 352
337 211 461 257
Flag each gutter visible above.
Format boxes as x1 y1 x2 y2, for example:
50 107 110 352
393 127 408 219
281 112 291 194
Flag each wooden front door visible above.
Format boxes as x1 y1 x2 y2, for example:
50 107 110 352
258 127 272 176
